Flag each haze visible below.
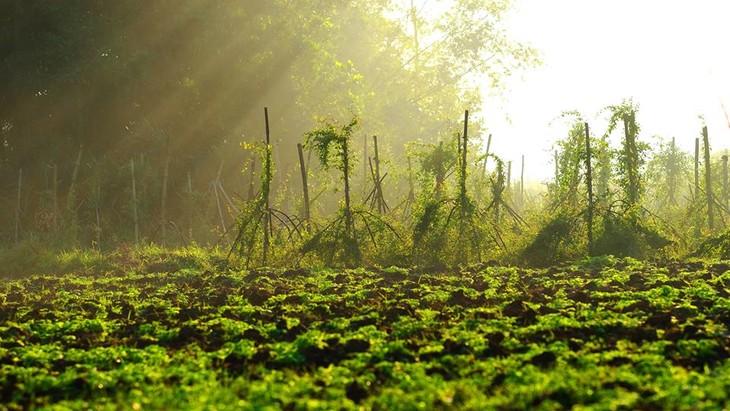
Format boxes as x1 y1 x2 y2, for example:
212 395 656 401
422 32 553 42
484 0 730 180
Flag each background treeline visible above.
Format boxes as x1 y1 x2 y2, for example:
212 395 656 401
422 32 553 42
0 0 535 253
3 1 729 270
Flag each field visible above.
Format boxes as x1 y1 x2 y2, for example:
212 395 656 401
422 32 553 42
2 255 730 410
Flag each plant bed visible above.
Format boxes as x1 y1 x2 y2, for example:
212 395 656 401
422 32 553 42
1 258 729 409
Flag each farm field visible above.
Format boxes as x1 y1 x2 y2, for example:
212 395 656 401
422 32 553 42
2 256 730 410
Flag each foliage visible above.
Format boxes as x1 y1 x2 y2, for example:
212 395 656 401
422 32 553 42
0 0 538 244
2 259 730 408
603 99 649 207
230 141 302 268
519 211 583 267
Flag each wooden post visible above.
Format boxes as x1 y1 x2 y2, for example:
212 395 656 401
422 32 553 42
297 143 310 224
52 163 58 218
67 146 83 238
14 169 22 245
214 163 225 231
263 107 272 265
482 133 492 178
363 134 368 197
372 135 383 214
584 123 594 256
668 137 677 204
343 137 354 245
495 163 503 223
406 155 416 211
723 153 729 209
460 110 469 206
247 157 256 201
623 115 638 205
520 154 525 197
187 172 193 238
694 137 700 201
94 177 101 249
507 161 512 192
161 139 170 245
554 150 559 185
131 159 139 244
703 126 714 232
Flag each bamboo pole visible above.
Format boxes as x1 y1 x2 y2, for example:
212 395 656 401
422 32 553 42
584 123 594 256
297 143 310 224
703 126 714 231
14 169 22 245
131 159 139 244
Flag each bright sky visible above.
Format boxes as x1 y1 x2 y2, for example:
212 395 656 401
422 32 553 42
481 0 730 181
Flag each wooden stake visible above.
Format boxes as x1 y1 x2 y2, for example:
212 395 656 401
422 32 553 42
723 152 728 209
507 161 512 191
520 154 525 197
703 126 714 231
460 110 469 206
694 137 699 201
14 168 22 245
373 135 383 214
584 123 594 256
482 133 492 178
131 159 139 244
623 115 638 205
297 143 310 224
263 107 272 265
67 145 83 217
52 163 58 218
214 163 225 232
161 139 170 245
95 177 101 249
187 172 193 238
363 134 368 197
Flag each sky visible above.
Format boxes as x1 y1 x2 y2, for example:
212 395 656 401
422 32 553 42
480 0 730 181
